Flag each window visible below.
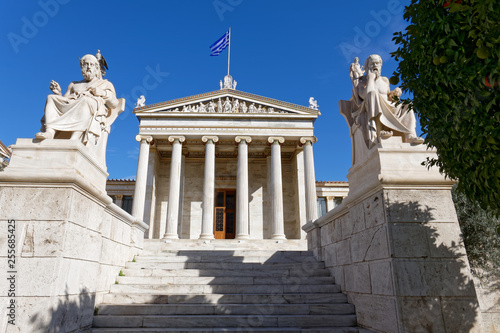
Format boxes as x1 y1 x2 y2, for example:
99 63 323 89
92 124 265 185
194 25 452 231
122 196 133 214
317 197 327 218
334 197 343 207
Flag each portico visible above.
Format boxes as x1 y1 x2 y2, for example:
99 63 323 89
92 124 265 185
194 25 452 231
133 77 320 240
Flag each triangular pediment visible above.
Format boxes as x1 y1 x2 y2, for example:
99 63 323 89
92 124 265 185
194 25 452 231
133 89 320 116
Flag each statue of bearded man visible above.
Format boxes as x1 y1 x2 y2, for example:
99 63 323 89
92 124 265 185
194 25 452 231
36 54 121 147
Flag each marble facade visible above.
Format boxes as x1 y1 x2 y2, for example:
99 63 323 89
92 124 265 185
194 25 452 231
131 79 320 240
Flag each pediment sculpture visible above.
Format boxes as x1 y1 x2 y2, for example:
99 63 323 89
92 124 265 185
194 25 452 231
340 54 424 150
163 97 290 114
35 51 125 165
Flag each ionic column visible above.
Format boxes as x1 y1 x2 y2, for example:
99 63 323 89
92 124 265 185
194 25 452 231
163 136 185 239
235 136 252 239
114 194 123 209
300 136 318 223
200 136 219 240
268 137 286 240
131 135 153 220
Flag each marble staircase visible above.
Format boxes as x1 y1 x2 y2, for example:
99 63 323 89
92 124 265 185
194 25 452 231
92 240 363 332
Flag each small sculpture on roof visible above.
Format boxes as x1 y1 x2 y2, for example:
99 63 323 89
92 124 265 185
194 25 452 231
309 97 319 110
135 95 146 108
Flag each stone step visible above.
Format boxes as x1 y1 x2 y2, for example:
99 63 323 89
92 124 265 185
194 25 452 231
133 255 317 264
121 267 331 278
141 250 314 258
124 261 325 270
97 303 355 316
110 284 341 295
102 293 348 305
115 276 334 285
92 314 358 328
142 239 308 252
91 327 360 332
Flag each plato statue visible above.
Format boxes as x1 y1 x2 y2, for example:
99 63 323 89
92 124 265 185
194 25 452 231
341 54 423 149
35 53 125 164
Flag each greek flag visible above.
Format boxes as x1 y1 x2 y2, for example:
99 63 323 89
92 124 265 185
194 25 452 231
210 31 229 56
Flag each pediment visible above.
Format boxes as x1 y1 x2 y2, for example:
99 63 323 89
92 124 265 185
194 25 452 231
134 89 320 116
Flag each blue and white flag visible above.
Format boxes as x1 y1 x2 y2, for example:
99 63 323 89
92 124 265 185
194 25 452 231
210 31 229 56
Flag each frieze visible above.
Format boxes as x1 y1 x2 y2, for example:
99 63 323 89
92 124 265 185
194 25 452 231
155 97 291 114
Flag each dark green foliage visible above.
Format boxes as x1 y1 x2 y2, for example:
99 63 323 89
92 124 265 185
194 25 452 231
392 0 500 214
452 185 500 277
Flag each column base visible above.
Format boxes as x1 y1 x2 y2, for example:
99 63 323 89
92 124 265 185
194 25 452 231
162 233 179 240
199 234 215 240
271 234 287 240
236 234 251 240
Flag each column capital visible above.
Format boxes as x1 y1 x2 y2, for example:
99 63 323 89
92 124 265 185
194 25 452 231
135 135 153 143
268 137 285 145
115 194 123 200
202 136 219 144
168 136 186 144
235 136 252 144
299 136 317 146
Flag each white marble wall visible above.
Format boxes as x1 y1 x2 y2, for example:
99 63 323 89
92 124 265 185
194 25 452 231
0 140 146 333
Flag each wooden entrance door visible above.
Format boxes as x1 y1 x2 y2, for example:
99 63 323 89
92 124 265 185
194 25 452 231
214 189 236 239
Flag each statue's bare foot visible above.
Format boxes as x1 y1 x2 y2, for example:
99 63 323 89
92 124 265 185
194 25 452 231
35 131 54 140
380 130 393 139
407 134 424 145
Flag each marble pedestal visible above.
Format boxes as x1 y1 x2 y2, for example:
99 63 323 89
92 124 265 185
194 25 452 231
304 137 482 333
0 139 148 333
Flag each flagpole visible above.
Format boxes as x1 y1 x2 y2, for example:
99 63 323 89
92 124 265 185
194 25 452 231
227 27 231 76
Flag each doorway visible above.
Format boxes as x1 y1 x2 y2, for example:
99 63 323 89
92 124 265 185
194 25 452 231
214 189 236 239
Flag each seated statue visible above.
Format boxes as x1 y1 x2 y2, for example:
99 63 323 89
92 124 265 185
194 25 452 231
340 54 423 149
35 53 125 164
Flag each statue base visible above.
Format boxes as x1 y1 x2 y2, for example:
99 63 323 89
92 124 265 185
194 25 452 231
304 136 483 332
1 138 109 200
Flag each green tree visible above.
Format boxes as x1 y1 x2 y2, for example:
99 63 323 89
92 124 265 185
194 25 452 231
452 185 500 278
391 0 500 214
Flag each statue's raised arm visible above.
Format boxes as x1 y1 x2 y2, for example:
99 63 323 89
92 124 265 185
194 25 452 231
35 53 125 165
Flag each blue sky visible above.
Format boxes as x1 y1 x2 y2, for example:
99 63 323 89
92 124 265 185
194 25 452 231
1 0 414 181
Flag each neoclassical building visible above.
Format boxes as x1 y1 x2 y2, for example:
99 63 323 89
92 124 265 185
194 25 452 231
130 75 322 240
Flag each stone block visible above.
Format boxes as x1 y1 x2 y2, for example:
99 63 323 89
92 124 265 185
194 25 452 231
335 239 351 265
370 260 394 296
320 223 331 247
345 263 371 293
16 257 60 297
56 258 100 295
399 297 445 333
323 242 337 268
427 222 467 258
441 298 482 332
364 191 385 228
349 205 366 235
393 259 477 297
350 225 389 263
385 189 458 223
63 222 102 262
11 294 95 333
340 213 354 239
330 266 344 291
18 220 66 257
390 223 430 258
100 212 112 239
0 187 71 221
350 294 398 333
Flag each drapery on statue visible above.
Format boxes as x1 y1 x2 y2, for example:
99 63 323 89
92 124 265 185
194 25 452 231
35 52 125 164
340 54 423 149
